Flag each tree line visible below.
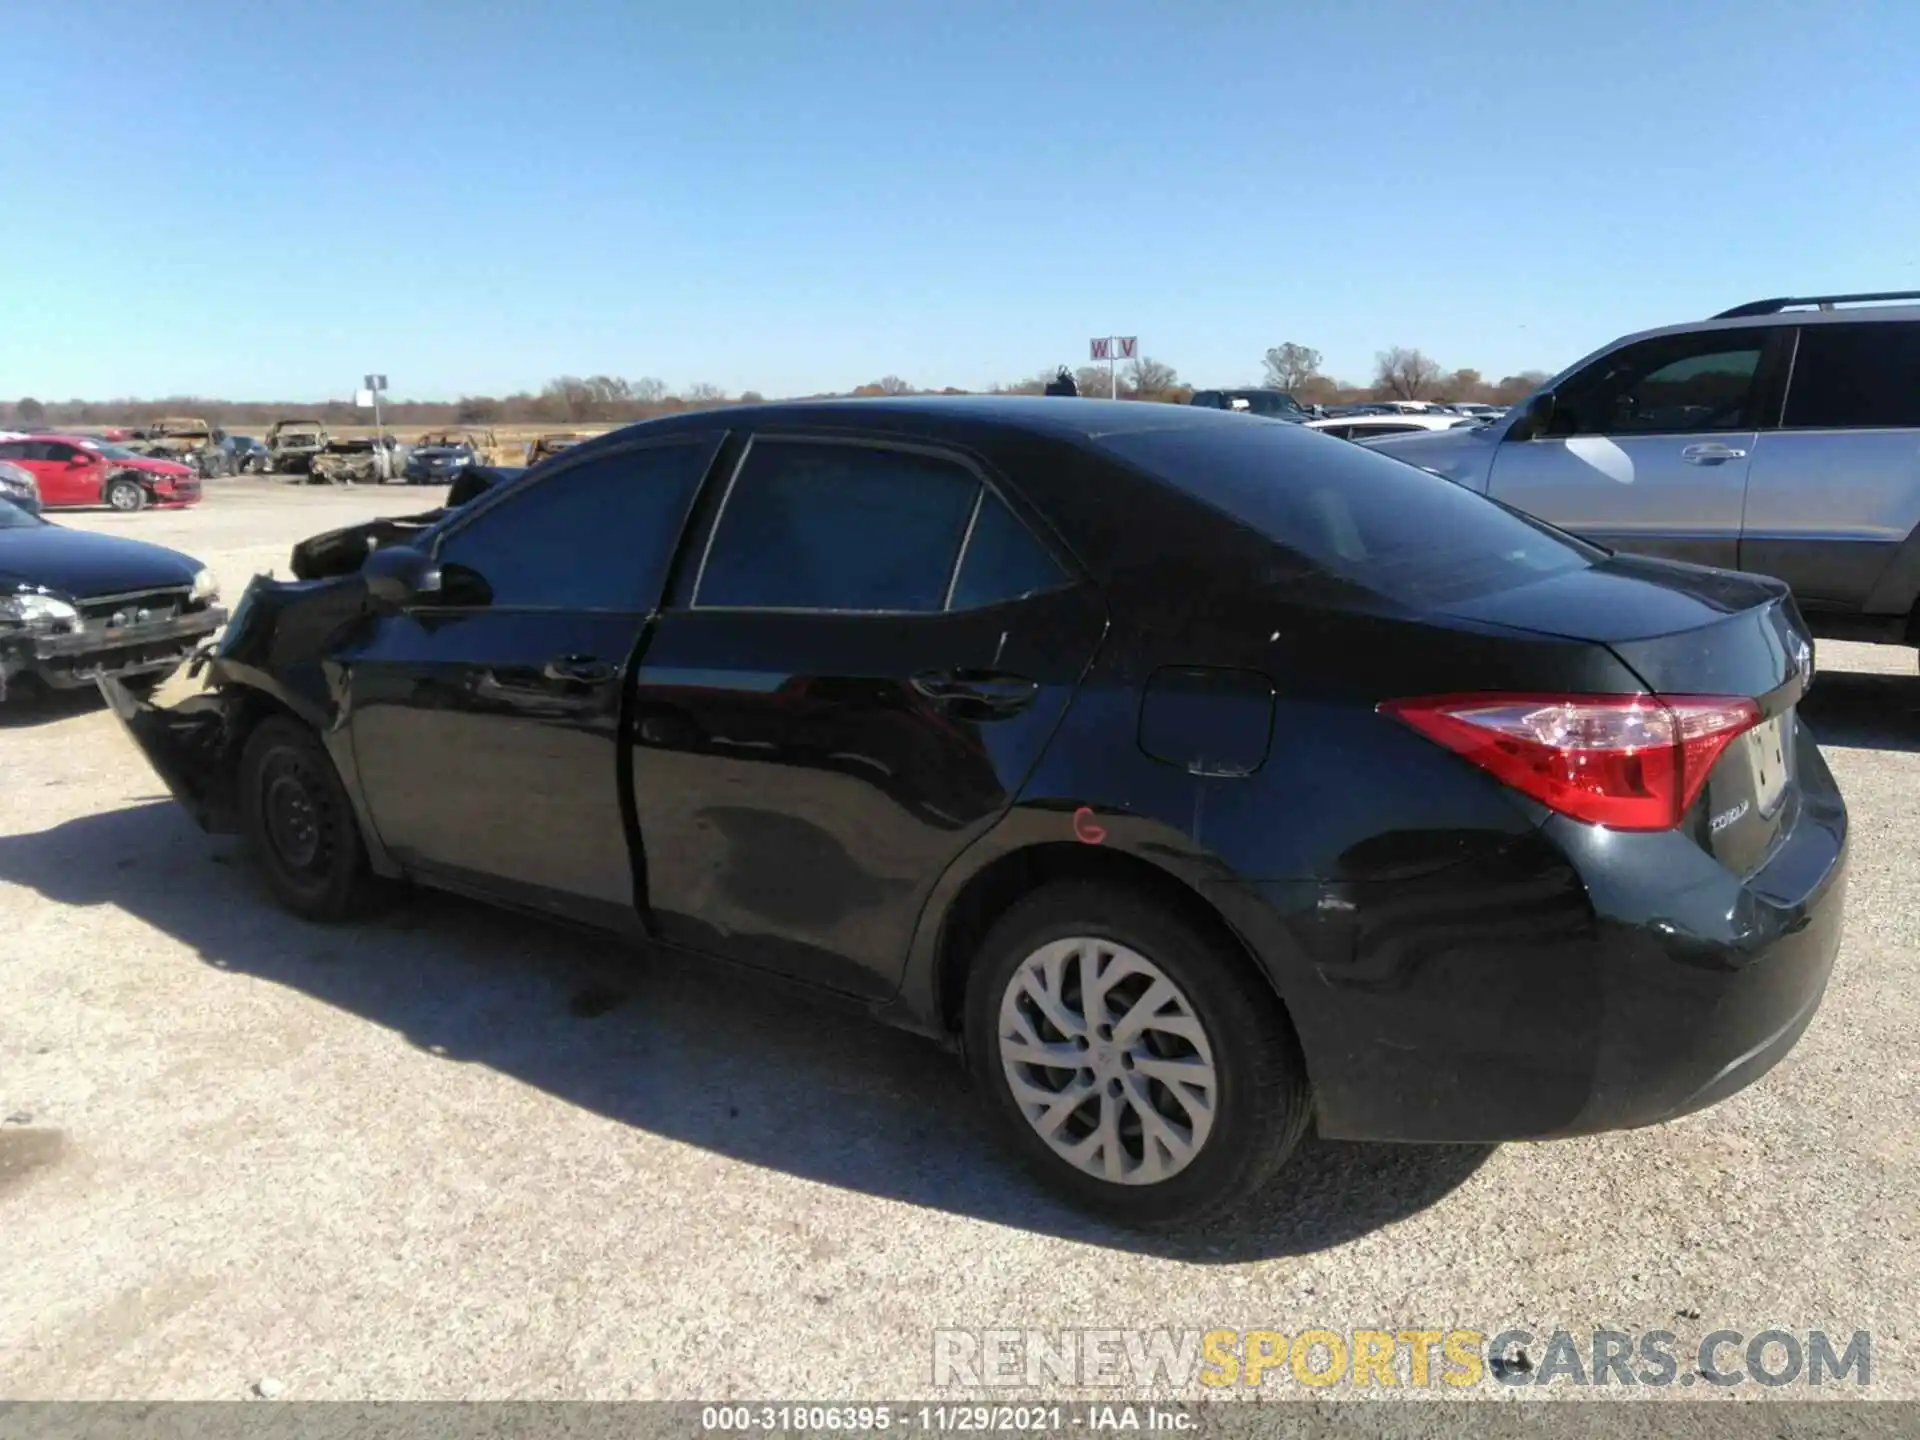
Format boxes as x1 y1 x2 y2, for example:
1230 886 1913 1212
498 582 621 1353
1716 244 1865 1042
2 344 1548 429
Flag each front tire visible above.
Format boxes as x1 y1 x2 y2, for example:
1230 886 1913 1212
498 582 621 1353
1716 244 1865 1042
965 882 1311 1230
105 477 146 512
238 716 385 922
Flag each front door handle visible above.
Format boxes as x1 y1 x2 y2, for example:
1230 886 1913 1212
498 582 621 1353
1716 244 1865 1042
543 655 617 684
1680 443 1748 464
911 668 1039 717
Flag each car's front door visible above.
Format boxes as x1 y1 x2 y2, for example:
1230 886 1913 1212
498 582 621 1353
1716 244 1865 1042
1487 327 1787 569
629 434 1106 999
342 434 722 928
2 442 84 506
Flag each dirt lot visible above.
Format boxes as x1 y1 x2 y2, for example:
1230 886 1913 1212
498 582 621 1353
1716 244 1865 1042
2 479 1918 1401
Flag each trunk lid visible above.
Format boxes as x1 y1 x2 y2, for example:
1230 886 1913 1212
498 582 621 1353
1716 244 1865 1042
1435 554 1813 876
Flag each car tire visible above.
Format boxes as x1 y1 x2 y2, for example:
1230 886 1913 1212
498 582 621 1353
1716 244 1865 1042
238 716 387 923
964 881 1311 1230
104 477 146 512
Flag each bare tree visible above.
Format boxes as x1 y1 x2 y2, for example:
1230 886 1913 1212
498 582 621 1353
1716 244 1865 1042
630 376 667 403
1074 365 1113 398
682 382 727 406
1262 343 1322 393
1491 370 1553 406
1373 347 1444 401
740 390 765 404
1127 356 1181 399
14 397 44 423
875 375 914 395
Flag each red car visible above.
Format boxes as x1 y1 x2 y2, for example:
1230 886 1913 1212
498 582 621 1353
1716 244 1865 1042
0 435 201 512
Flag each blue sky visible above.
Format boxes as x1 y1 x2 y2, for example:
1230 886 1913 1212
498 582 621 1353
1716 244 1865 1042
3 0 1915 402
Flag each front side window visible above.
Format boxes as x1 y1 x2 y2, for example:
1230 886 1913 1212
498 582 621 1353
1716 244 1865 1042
1782 322 1920 429
695 441 979 612
1544 333 1767 437
431 440 711 610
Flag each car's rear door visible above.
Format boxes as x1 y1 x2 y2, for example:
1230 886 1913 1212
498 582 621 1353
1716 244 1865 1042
629 433 1106 999
342 434 722 929
1740 320 1920 613
1486 327 1788 569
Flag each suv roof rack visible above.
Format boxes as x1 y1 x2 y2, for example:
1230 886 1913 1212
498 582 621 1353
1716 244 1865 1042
1713 290 1920 319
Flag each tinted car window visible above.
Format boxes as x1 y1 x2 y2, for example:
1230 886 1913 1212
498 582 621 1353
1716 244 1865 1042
696 441 977 612
1547 334 1766 436
0 442 24 460
432 441 710 610
1782 322 1920 429
40 442 79 462
1097 418 1597 606
949 490 1070 610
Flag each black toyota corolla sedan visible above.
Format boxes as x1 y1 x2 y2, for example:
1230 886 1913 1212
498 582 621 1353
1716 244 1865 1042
104 398 1846 1228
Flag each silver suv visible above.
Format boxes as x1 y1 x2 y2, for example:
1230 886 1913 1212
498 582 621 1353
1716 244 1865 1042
1365 290 1920 645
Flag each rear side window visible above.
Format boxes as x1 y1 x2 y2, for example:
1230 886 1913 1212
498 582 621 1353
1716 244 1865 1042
695 441 978 612
950 490 1069 609
431 440 711 610
1782 322 1920 429
1097 419 1597 606
0 443 23 460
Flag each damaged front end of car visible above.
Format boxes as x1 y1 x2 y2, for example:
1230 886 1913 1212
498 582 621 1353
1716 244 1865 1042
97 497 472 836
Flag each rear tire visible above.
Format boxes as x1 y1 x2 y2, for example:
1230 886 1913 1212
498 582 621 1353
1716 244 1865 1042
964 881 1311 1230
237 716 386 922
105 477 146 512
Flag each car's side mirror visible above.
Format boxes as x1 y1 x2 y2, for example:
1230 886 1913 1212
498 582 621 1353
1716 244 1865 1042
363 544 442 609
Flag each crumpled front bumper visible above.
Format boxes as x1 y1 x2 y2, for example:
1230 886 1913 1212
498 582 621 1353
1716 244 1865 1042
0 606 225 698
98 661 245 834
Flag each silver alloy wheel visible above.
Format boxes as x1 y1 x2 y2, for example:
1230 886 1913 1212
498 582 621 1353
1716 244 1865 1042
108 481 142 511
997 936 1219 1185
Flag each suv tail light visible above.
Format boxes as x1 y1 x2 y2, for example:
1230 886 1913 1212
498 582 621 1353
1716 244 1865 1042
1381 692 1762 830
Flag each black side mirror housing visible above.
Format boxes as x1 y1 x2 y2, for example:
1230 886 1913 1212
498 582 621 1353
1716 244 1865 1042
363 544 442 609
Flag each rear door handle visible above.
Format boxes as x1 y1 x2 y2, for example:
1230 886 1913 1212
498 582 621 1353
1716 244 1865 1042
543 654 617 684
910 669 1039 716
1680 443 1748 464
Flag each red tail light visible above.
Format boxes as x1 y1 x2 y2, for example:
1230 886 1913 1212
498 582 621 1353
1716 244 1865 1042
1380 692 1762 830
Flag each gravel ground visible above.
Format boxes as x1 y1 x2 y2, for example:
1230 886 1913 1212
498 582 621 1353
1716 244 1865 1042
1 479 1916 1403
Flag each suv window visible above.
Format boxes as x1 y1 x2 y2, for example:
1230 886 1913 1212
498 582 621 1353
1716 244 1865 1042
1098 419 1598 607
695 441 978 612
1545 333 1767 437
432 440 710 610
950 491 1070 609
1782 322 1920 429
1190 392 1221 408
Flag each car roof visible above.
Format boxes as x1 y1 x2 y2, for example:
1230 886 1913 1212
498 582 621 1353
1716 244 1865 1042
586 395 1299 448
1619 300 1920 348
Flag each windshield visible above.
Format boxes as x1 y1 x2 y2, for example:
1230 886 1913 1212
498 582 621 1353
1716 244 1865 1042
1096 418 1599 607
91 443 141 460
0 497 46 528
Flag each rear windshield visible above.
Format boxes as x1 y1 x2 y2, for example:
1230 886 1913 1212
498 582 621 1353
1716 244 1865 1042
1096 418 1598 606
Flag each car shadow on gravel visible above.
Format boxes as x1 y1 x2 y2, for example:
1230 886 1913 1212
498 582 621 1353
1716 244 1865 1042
0 799 1492 1261
1799 668 1920 753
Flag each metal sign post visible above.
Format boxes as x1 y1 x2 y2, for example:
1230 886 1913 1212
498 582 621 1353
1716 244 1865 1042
1089 337 1138 398
363 374 389 480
